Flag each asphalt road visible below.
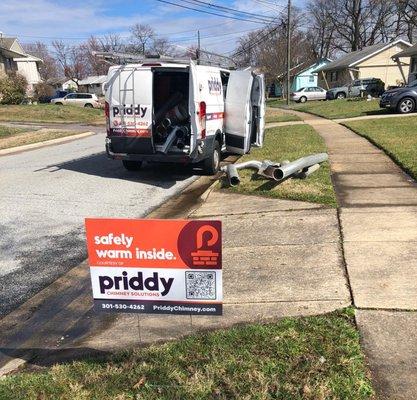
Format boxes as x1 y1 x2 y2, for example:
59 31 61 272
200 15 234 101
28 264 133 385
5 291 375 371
0 131 197 317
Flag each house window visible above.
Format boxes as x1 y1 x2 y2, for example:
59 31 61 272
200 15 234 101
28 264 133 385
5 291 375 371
329 71 338 82
309 75 315 83
411 57 417 73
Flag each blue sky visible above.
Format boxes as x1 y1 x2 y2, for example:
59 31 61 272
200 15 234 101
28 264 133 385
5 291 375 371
0 0 302 53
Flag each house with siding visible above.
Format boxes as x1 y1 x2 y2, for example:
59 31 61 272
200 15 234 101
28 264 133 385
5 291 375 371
77 75 107 96
316 40 412 89
392 43 417 84
0 36 42 94
290 58 332 92
269 58 331 97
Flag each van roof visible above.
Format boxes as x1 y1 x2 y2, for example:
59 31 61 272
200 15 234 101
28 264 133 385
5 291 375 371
108 63 230 73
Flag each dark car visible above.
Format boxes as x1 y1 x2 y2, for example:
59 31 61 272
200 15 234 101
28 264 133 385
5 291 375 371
38 90 69 104
380 81 417 114
326 78 385 100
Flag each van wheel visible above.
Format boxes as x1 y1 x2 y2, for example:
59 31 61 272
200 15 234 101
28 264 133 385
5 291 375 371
202 140 220 175
122 160 142 171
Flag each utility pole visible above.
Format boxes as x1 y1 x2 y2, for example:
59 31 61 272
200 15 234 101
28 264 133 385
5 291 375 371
286 0 291 105
197 30 201 65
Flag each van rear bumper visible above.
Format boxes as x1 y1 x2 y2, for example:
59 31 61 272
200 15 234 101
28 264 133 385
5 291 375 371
106 137 213 164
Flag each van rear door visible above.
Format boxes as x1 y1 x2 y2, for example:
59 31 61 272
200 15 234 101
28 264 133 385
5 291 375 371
188 60 200 155
224 70 253 154
107 66 154 154
251 74 265 147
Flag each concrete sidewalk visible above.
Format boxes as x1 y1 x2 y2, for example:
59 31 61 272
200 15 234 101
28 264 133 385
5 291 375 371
79 191 349 348
285 109 417 399
0 190 350 374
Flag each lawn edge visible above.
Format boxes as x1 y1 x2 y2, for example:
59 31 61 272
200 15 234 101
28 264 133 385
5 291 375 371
341 122 417 182
0 131 96 156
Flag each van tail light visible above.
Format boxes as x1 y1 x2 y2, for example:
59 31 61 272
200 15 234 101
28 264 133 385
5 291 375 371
199 101 206 139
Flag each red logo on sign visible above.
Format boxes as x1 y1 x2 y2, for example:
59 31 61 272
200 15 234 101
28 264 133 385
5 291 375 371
177 221 221 269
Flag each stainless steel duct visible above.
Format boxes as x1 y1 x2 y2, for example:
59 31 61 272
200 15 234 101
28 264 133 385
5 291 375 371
274 153 328 181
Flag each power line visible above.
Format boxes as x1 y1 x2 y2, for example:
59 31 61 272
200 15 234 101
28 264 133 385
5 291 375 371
182 0 275 22
252 0 286 13
230 24 280 57
154 0 271 24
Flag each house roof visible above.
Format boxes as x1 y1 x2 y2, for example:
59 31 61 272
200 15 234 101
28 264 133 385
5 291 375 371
393 42 417 58
0 36 42 61
296 58 333 76
47 77 74 85
316 40 412 72
78 75 107 85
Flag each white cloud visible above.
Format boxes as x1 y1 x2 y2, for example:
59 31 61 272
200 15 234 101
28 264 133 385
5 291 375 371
0 0 270 53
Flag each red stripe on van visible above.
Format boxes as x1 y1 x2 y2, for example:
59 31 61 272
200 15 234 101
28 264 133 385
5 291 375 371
109 128 151 138
206 112 224 121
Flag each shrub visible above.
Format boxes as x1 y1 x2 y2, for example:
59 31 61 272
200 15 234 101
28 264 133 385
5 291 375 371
33 82 55 103
0 72 28 104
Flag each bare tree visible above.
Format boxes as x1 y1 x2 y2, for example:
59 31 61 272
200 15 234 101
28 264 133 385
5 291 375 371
22 42 59 80
150 37 175 56
52 40 88 84
130 24 155 54
307 0 404 53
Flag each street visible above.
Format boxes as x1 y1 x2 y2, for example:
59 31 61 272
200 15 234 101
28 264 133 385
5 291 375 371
0 131 197 317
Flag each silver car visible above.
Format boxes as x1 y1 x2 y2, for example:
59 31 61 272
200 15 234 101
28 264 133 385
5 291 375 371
51 93 100 108
290 87 327 103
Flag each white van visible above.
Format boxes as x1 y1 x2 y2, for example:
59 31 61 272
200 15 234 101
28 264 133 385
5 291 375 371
104 60 265 174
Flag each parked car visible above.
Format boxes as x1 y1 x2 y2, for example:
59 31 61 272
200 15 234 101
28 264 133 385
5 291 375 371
326 78 385 100
51 93 100 108
38 90 69 104
290 87 327 103
380 80 417 114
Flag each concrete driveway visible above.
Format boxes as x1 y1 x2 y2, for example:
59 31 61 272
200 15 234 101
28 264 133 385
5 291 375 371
0 131 197 317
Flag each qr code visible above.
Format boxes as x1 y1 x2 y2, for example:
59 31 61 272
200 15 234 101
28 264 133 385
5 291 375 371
185 271 216 300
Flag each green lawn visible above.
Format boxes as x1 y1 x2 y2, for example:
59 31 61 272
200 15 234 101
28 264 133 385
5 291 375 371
0 309 374 400
293 99 388 120
268 98 392 120
265 107 301 123
225 124 337 207
344 116 417 180
0 104 105 124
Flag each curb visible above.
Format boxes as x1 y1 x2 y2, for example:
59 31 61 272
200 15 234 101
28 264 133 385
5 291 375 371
0 131 96 156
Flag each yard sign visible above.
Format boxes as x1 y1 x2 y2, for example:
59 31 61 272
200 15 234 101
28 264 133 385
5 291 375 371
85 218 222 315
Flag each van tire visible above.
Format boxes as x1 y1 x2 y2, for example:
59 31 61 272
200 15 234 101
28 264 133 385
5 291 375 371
202 140 220 175
122 160 142 171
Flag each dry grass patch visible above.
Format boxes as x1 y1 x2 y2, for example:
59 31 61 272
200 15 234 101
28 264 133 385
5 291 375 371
265 107 300 123
0 104 104 124
0 128 88 150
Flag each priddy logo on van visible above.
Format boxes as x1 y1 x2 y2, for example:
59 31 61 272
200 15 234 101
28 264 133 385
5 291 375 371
208 77 221 94
113 104 148 118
